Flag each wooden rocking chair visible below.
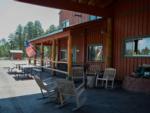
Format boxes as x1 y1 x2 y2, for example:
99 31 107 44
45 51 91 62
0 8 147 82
34 75 57 99
56 78 86 111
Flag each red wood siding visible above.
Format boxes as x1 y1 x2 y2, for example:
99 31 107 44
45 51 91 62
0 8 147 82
59 10 90 26
86 26 106 70
59 20 107 70
12 53 22 60
113 0 150 80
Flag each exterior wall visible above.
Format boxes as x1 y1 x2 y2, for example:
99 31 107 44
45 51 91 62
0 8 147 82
11 53 22 60
59 20 108 71
59 10 90 26
113 0 150 80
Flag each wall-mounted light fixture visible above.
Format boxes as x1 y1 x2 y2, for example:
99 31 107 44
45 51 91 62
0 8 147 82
76 49 80 53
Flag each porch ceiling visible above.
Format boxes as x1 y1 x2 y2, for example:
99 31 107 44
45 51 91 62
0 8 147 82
16 0 116 17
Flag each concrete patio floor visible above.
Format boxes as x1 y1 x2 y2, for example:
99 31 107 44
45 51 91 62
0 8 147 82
0 61 150 113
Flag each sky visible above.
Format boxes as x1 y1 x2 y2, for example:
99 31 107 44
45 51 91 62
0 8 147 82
0 0 60 40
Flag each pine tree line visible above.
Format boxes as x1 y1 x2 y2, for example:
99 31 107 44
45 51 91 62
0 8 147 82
0 20 60 58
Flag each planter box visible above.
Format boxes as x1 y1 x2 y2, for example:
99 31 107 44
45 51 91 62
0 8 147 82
123 76 150 94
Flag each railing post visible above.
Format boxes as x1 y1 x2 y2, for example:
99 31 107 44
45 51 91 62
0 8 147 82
40 43 44 66
34 44 37 65
51 40 55 75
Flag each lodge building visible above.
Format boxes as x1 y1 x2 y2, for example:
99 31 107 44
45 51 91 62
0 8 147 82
17 0 150 82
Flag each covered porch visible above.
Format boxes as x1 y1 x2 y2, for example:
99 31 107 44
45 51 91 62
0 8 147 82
29 18 113 81
0 66 150 113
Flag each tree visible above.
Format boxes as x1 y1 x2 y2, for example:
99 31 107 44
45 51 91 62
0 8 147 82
33 20 44 37
45 25 57 34
25 21 34 40
0 38 10 57
8 33 16 49
15 24 23 50
0 20 59 58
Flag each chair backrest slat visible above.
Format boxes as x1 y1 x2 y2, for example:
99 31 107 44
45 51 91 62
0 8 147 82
34 75 47 91
72 67 84 79
103 68 116 80
57 79 76 96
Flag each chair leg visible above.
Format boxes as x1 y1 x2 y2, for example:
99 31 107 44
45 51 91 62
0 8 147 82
102 80 104 87
72 96 81 111
111 81 114 89
59 93 64 106
95 77 98 87
105 80 108 88
76 96 80 108
41 89 45 97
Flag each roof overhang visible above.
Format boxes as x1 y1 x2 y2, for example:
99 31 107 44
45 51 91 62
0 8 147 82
30 30 70 45
15 0 116 17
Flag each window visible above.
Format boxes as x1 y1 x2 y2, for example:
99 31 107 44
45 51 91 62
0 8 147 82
88 44 103 61
62 20 69 28
89 15 102 21
60 49 67 61
125 36 150 57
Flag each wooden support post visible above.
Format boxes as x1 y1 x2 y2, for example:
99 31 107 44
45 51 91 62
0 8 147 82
51 40 55 75
34 44 37 65
67 33 72 78
83 29 87 65
83 29 88 87
40 43 44 66
105 18 112 68
49 44 51 61
55 39 58 68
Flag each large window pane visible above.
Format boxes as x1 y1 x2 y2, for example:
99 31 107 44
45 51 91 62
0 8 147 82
125 37 150 57
88 45 103 61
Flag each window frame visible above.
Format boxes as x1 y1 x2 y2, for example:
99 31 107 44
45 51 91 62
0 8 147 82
87 44 104 62
60 48 67 61
124 36 150 58
61 19 70 28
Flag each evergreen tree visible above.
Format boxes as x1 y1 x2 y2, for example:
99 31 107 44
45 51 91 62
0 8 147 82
8 33 16 49
25 21 34 40
34 20 44 37
45 25 57 34
15 24 23 50
0 20 58 58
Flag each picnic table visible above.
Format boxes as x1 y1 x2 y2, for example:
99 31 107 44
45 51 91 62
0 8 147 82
20 64 37 77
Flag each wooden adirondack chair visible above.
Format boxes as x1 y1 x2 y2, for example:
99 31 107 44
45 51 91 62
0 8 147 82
96 68 116 88
34 75 57 99
56 78 86 111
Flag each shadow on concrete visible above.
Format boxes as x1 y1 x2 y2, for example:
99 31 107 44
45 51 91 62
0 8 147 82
12 76 33 81
0 89 150 113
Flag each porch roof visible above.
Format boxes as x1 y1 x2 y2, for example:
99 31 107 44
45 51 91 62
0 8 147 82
29 19 105 45
29 29 63 42
16 0 116 17
30 29 70 45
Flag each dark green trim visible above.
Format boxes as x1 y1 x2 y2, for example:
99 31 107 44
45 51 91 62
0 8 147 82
29 29 63 42
123 35 150 58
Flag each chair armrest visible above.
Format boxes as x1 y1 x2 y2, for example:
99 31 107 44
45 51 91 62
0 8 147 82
76 83 85 97
43 77 53 82
43 77 56 83
76 83 84 93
